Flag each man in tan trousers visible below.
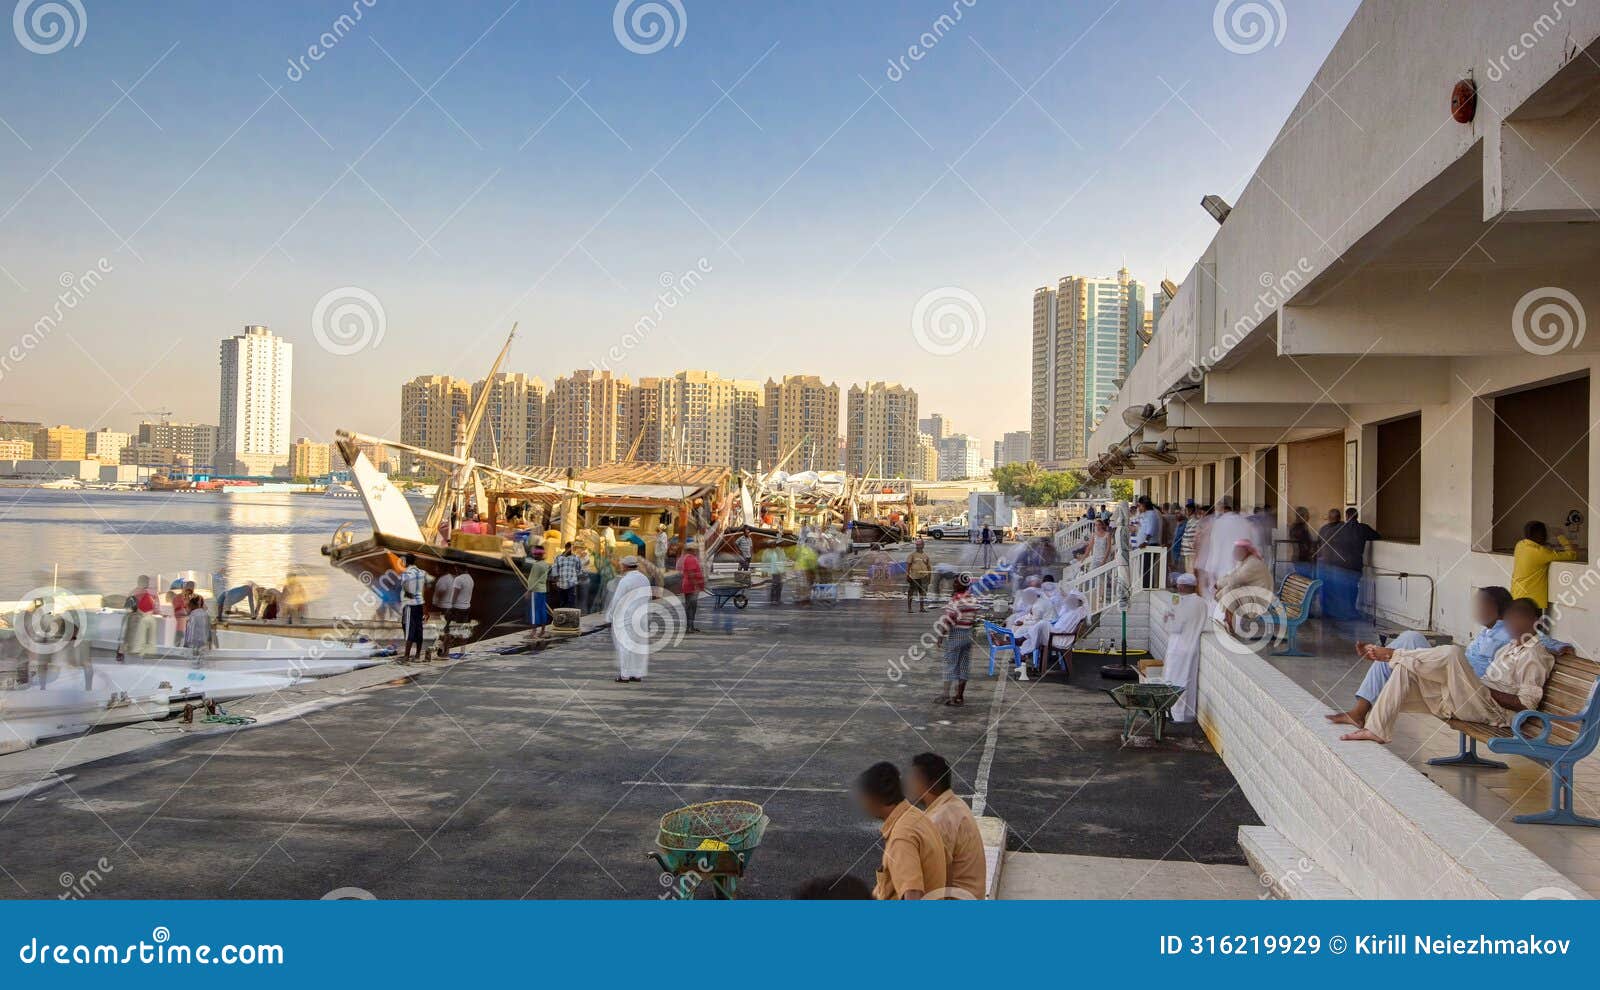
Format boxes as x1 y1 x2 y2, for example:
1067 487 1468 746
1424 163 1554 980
1341 598 1553 745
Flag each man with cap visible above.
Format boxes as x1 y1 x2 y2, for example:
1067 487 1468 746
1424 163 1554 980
607 555 652 682
1162 573 1207 721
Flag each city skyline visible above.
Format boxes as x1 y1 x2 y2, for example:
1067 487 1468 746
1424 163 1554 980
0 2 1363 448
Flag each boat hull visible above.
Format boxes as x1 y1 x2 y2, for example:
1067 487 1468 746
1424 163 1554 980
324 535 531 635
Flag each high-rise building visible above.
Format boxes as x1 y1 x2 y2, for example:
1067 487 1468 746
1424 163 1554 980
550 369 630 468
33 425 87 460
218 324 293 476
85 429 130 464
471 372 546 468
400 375 471 477
0 438 33 459
936 434 983 481
623 378 662 462
0 420 42 446
846 382 919 478
918 413 951 439
996 430 1031 468
652 370 763 470
289 437 333 479
135 421 219 469
761 375 840 472
120 443 193 472
1030 268 1144 465
917 433 940 481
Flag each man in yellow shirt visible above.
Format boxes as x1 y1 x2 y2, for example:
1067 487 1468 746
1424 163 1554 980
854 761 946 900
1511 520 1580 609
909 752 986 899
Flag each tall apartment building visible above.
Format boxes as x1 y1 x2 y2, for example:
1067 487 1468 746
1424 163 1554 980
936 434 983 480
1030 268 1145 466
918 413 951 440
623 377 662 462
549 369 630 469
845 381 919 478
86 429 130 464
289 437 333 479
135 421 219 469
917 433 940 481
400 375 470 477
0 420 42 446
218 324 293 476
761 375 840 472
470 372 546 467
995 430 1031 468
33 425 87 460
653 371 763 471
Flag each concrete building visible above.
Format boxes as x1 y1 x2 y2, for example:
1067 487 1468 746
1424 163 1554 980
85 429 130 464
761 375 840 472
1031 268 1145 465
400 375 471 478
623 377 662 462
119 443 192 473
995 430 1031 467
218 324 292 476
0 459 101 481
936 433 983 480
550 369 630 469
917 433 941 481
846 381 918 478
0 438 32 459
918 413 951 439
653 370 763 471
0 420 42 445
134 421 218 470
471 372 546 468
33 426 86 461
289 437 333 479
1074 0 1600 901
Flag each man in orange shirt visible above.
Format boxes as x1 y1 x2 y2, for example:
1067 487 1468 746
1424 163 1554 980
854 761 946 900
909 752 986 899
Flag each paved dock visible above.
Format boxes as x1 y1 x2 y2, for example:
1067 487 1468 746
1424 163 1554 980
0 548 1258 899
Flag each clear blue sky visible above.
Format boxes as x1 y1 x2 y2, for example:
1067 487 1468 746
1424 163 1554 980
0 0 1360 450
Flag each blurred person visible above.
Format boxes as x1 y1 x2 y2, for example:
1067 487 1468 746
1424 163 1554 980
678 540 705 634
607 556 651 682
1287 507 1317 580
443 564 473 658
908 752 985 899
854 761 946 901
936 575 980 705
399 554 427 661
525 546 551 642
1161 574 1207 722
551 542 582 611
116 575 157 662
905 539 932 613
1214 539 1273 632
759 543 789 604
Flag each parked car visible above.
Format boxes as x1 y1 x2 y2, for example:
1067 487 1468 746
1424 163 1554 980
918 524 970 541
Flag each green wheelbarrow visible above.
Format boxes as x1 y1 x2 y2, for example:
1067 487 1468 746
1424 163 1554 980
1105 682 1185 742
647 800 771 899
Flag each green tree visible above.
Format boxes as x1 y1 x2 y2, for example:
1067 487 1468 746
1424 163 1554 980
1108 478 1136 503
990 462 1087 507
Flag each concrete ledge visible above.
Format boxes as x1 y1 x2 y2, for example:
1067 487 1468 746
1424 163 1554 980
1198 630 1587 899
1239 825 1354 899
978 815 1006 900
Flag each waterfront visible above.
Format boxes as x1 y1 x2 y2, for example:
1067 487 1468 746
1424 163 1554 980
0 490 379 616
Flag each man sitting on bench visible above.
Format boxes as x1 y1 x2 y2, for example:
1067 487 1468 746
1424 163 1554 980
1326 586 1573 729
1341 598 1553 745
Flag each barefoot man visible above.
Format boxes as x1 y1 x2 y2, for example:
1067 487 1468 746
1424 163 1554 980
1341 598 1553 744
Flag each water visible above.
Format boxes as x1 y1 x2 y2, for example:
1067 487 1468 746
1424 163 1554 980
0 489 381 614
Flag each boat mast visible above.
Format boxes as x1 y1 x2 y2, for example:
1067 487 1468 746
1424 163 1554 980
421 324 517 541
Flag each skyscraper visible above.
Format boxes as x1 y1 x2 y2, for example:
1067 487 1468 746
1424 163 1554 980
936 434 983 480
917 433 940 482
918 413 951 439
996 430 1032 467
136 421 219 469
218 325 293 476
653 370 764 470
471 372 546 467
622 377 662 462
761 375 840 472
400 375 470 477
550 369 630 469
846 382 918 478
1030 268 1144 466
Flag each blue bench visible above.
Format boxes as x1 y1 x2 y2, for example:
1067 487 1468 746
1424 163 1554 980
1438 654 1600 827
1266 573 1321 657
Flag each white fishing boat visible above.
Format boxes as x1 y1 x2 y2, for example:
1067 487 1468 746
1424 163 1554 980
81 611 392 679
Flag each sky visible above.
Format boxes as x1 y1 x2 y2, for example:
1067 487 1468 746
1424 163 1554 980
0 0 1362 452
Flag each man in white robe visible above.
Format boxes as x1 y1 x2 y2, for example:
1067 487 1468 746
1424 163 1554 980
1197 498 1255 601
606 556 653 682
1161 574 1207 722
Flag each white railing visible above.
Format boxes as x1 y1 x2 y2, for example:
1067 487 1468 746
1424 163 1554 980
1064 557 1122 620
1132 546 1167 592
1053 516 1094 558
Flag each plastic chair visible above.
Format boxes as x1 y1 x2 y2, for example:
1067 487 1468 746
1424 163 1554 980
983 621 1022 676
